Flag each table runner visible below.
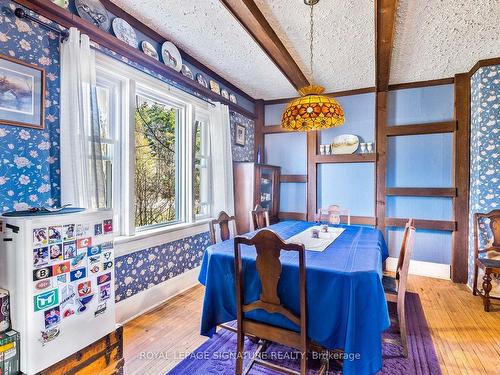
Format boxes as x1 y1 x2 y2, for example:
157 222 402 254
198 221 390 375
287 226 345 251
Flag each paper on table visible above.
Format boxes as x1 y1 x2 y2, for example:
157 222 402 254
287 226 345 252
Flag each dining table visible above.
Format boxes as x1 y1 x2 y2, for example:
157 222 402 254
198 220 390 375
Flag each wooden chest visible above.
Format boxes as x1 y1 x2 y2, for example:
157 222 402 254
37 326 123 375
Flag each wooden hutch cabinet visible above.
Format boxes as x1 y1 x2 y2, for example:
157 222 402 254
233 162 281 233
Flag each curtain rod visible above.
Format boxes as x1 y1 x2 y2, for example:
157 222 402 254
14 7 69 41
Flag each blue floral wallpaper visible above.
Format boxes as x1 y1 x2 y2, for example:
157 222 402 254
0 0 61 211
468 64 500 296
114 232 211 301
0 1 255 302
230 111 255 162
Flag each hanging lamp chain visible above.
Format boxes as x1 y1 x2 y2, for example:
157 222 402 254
309 2 314 79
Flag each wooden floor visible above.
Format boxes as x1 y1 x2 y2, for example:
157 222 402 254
123 276 500 375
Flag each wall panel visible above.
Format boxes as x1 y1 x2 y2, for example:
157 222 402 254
386 196 453 221
317 163 375 217
265 132 307 174
387 228 452 265
280 183 307 213
387 133 453 187
319 93 376 146
387 84 454 125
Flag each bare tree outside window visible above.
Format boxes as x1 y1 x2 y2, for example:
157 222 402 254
134 97 178 228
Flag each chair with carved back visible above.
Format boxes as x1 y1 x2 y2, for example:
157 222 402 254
209 211 238 244
472 210 500 312
250 204 270 231
233 229 327 375
382 218 415 357
315 204 350 225
209 211 240 335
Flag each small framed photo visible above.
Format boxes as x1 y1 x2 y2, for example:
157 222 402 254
0 54 45 129
235 123 246 146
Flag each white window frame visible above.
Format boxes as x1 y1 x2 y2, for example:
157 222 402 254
94 53 213 245
193 109 212 220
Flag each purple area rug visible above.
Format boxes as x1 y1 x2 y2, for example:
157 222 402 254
168 292 441 374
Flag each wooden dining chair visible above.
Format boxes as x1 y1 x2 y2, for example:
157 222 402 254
209 211 238 244
249 204 270 231
209 211 242 335
234 229 327 375
315 205 350 225
382 218 416 357
472 210 500 312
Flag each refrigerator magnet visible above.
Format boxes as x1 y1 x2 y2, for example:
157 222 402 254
33 228 48 246
48 226 62 243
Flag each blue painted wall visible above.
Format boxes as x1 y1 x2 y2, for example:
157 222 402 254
386 85 454 265
265 132 307 214
468 65 500 294
319 93 375 146
387 84 454 125
387 133 453 187
317 163 375 217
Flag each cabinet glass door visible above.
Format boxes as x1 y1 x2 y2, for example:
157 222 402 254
259 168 274 211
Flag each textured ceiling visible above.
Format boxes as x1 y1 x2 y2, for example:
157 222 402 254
254 0 375 92
110 0 499 100
391 0 500 84
109 0 297 100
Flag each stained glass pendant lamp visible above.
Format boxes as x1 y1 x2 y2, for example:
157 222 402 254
281 0 345 131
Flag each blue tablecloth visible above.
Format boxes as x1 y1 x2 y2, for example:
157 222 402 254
198 221 390 375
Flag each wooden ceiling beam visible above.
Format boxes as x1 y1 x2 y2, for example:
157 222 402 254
376 0 399 91
220 0 310 90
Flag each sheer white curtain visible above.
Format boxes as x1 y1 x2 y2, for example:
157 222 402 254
209 103 235 216
60 28 106 208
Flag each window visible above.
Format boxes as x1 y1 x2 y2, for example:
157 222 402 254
95 53 212 237
135 96 180 228
193 118 211 219
95 85 114 208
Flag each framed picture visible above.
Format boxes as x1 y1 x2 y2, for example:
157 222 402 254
0 54 45 129
235 124 246 146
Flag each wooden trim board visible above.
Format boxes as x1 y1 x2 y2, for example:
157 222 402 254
280 175 307 183
386 187 457 197
385 218 457 231
278 212 307 221
386 121 456 136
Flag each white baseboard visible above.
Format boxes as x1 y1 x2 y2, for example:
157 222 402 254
115 266 201 324
385 257 450 280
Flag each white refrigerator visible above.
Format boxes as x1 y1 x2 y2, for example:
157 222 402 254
0 209 116 374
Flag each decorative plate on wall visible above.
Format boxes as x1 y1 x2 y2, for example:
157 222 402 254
209 80 220 95
220 89 229 100
112 18 138 48
141 41 159 60
196 73 208 88
75 0 110 31
331 134 360 154
229 93 237 104
161 42 182 72
181 64 194 80
51 0 69 8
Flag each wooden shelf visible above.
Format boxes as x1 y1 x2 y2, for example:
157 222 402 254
313 153 377 164
18 0 256 120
